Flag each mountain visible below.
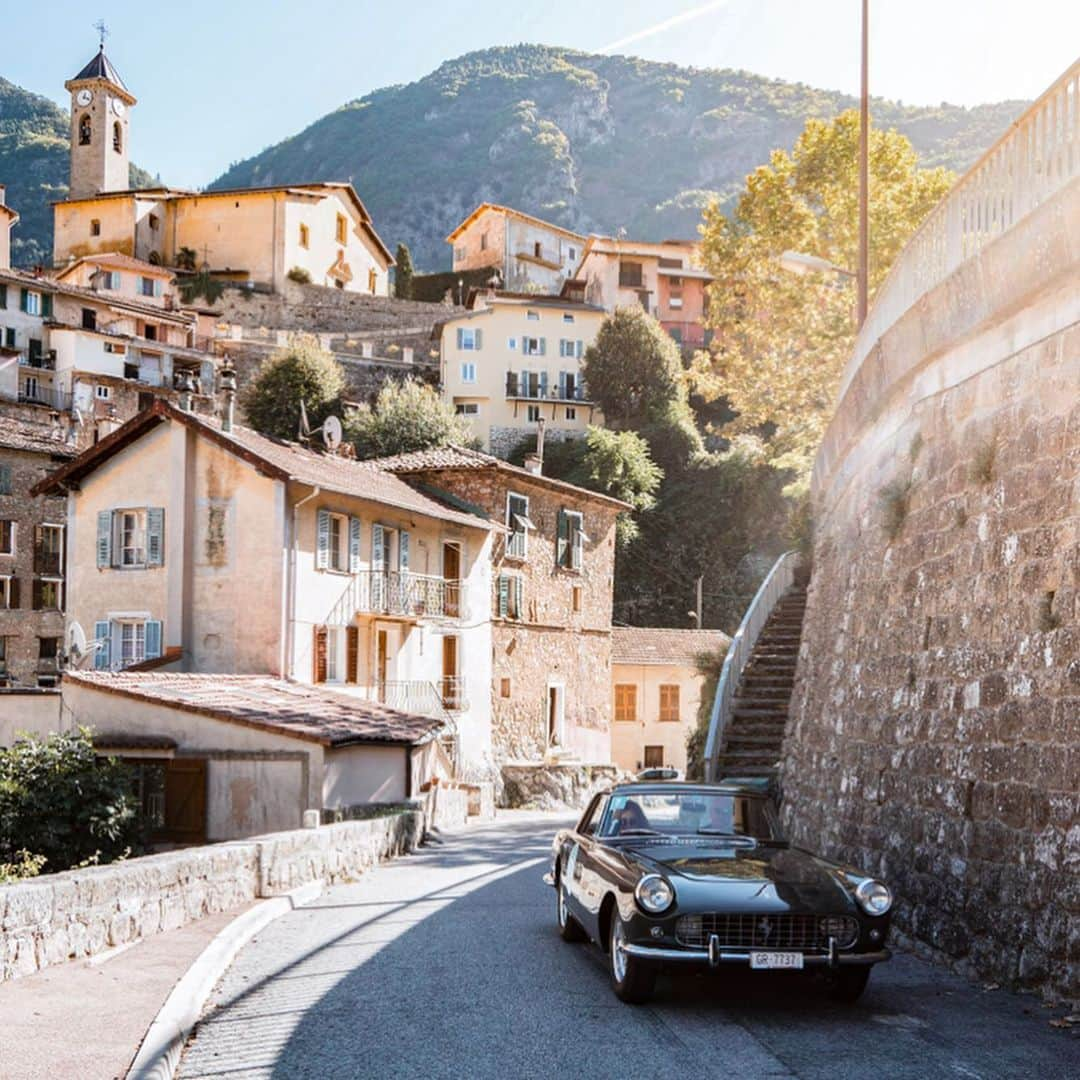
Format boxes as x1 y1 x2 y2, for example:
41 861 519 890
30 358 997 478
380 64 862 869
211 45 1026 270
0 77 155 266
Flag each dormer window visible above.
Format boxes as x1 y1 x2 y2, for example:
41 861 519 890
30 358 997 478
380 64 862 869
113 121 122 154
79 114 92 146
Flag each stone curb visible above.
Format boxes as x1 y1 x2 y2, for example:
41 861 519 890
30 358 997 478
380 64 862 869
125 880 323 1080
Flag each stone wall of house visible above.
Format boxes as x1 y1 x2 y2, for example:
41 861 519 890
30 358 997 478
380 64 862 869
0 809 423 981
782 182 1079 1003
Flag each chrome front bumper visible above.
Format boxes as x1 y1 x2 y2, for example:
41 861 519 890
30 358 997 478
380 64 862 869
620 941 891 970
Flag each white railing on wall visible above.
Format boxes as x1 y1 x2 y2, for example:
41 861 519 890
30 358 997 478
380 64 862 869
838 58 1080 402
325 571 468 626
704 550 800 783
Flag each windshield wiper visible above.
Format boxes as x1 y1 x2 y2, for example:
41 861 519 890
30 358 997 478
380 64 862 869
696 830 758 844
616 828 663 837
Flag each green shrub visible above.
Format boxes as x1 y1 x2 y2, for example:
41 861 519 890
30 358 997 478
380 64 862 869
0 728 139 875
286 266 312 284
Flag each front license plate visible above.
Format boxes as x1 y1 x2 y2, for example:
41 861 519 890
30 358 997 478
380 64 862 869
750 951 804 970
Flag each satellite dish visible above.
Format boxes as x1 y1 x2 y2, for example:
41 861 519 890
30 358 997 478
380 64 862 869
322 415 343 451
69 622 88 658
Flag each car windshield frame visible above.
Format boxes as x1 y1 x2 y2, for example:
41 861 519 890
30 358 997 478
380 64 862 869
596 788 780 842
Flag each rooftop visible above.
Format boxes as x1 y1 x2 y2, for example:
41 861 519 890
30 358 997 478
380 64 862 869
0 417 77 459
66 672 445 747
446 203 586 245
612 626 731 667
68 46 131 95
55 252 176 279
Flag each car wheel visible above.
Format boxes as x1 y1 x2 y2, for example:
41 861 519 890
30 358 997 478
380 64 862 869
827 967 871 1003
609 912 657 1004
556 872 586 943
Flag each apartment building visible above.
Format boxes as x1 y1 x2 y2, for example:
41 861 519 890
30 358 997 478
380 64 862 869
447 204 586 294
439 290 605 457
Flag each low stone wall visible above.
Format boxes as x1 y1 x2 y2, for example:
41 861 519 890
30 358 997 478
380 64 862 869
500 763 622 810
0 810 422 982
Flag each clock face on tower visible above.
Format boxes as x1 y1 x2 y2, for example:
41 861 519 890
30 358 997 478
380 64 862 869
76 89 93 107
111 98 126 117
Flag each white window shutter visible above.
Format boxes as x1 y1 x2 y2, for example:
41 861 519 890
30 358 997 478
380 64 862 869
349 516 361 573
513 577 524 620
94 620 110 669
96 511 112 568
145 620 162 659
146 507 165 566
316 509 330 569
399 530 410 571
372 523 385 570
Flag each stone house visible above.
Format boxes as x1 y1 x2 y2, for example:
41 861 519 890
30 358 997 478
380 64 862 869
446 204 586 294
33 398 498 777
437 290 606 456
610 627 730 775
54 47 394 296
571 236 712 351
377 445 628 764
0 416 75 688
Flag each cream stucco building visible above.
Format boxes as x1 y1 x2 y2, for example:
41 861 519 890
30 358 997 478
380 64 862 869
0 185 16 272
611 627 730 775
53 47 394 295
439 290 605 457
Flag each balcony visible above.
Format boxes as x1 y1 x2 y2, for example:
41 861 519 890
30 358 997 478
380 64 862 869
326 570 468 625
18 385 72 412
19 350 56 371
505 372 590 403
376 678 468 716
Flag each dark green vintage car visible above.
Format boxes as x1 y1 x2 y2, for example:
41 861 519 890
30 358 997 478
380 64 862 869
545 782 892 1004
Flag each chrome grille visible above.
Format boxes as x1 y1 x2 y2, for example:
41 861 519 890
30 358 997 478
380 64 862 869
675 913 859 951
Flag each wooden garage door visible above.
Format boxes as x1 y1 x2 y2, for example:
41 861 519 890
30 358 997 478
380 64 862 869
162 759 207 844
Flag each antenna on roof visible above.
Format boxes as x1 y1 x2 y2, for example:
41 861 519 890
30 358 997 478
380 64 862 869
321 415 343 452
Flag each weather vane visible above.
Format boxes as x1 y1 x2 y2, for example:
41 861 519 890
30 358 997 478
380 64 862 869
94 19 109 49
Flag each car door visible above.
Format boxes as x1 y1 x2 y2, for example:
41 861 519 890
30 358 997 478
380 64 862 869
563 795 607 936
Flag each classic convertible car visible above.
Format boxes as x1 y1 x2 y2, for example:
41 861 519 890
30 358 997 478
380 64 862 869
546 782 892 1003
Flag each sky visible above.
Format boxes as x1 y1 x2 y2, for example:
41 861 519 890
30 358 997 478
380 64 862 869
3 1 1077 188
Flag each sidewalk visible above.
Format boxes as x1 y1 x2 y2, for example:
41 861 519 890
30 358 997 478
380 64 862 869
0 906 251 1080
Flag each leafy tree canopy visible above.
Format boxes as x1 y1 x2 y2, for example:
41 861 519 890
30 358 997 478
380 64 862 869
243 334 346 441
346 377 473 460
694 110 954 480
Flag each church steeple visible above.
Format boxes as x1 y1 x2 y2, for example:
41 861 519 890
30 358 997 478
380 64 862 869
64 41 137 200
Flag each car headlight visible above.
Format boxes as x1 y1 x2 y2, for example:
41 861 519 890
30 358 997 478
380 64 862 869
855 879 892 916
635 874 675 915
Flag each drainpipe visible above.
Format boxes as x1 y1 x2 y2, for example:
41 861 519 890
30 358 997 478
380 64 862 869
285 485 321 679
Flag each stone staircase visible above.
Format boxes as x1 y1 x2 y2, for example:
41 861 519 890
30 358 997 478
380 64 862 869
713 584 808 782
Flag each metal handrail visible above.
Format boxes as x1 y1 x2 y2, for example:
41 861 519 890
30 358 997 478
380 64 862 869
324 570 468 626
704 550 801 783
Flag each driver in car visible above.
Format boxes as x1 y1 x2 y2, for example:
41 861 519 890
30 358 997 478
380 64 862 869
701 798 734 833
613 800 650 834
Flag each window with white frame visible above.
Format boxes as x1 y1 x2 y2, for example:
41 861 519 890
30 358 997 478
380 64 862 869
565 407 577 421
325 626 344 682
118 510 147 567
455 402 479 416
327 513 347 572
119 621 146 666
456 327 482 351
25 292 41 316
526 311 540 321
557 509 587 571
98 508 164 570
527 404 541 423
559 339 583 358
506 492 532 559
460 361 477 383
95 385 111 399
0 520 14 556
522 336 543 356
0 577 14 609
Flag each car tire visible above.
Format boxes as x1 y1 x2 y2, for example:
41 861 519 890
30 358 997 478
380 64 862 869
609 912 657 1004
556 872 587 943
827 967 871 1003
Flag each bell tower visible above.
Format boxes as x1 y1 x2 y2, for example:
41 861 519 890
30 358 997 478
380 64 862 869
64 39 136 200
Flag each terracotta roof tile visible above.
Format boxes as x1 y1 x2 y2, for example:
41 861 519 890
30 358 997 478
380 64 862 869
66 672 444 747
612 627 731 667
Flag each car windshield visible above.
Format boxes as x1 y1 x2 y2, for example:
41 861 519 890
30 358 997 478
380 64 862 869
597 791 775 841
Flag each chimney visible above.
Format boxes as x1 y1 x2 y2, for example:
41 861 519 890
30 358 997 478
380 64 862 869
176 370 196 413
402 346 414 365
219 359 237 433
524 418 546 475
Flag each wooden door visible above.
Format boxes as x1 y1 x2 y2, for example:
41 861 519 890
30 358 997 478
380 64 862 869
441 635 458 708
162 759 207 844
376 629 388 700
442 543 461 618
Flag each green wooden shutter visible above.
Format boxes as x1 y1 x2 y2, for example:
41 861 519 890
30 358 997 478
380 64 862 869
97 510 112 568
19 288 29 313
513 576 524 621
556 510 569 567
41 293 53 319
145 620 162 659
539 371 549 398
0 283 7 308
315 509 330 569
497 574 509 618
348 516 361 573
94 621 111 669
146 507 165 566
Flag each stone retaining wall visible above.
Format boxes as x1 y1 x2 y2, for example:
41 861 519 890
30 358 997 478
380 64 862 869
500 763 622 810
0 810 422 982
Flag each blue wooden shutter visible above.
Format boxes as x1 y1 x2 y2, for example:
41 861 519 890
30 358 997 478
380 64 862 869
398 530 410 571
559 371 568 399
96 510 112 568
349 516 361 573
456 327 464 349
146 507 165 566
556 510 569 567
576 340 584 359
145 620 162 659
539 371 549 398
94 620 110 669
316 509 330 569
474 328 483 350
498 574 509 618
539 337 546 356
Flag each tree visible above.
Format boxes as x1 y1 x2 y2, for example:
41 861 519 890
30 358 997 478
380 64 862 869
694 111 954 481
346 377 473 459
176 265 225 306
394 243 414 299
243 334 346 441
0 728 140 875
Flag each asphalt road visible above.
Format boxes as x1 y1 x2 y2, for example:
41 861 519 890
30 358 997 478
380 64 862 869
178 812 1079 1080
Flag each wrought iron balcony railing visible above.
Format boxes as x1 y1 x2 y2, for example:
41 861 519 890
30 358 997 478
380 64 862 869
504 372 590 402
325 570 468 626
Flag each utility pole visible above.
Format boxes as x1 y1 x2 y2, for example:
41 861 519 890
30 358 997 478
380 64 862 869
857 0 870 329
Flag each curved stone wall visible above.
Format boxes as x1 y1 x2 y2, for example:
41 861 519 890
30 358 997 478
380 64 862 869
783 177 1079 1001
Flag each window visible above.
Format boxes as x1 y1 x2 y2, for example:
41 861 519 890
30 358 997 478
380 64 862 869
3 329 14 349
480 232 488 251
113 121 122 154
559 339 583 359
119 510 147 567
456 327 482 351
0 521 13 556
643 746 665 768
316 509 358 574
500 677 511 699
336 214 348 244
659 257 684 269
325 626 343 682
526 404 541 423
95 384 111 399
39 636 59 661
123 361 139 380
82 307 97 331
79 114 92 145
572 585 582 612
522 336 543 356
368 269 377 294
454 402 479 416
90 219 101 237
526 311 540 321
557 509 586 571
460 362 477 383
506 493 532 559
668 275 684 286
498 573 524 620
619 261 643 287
533 241 542 258
507 337 517 350
97 507 163 570
119 621 145 666
0 637 6 677
24 292 41 316
149 213 160 231
23 375 39 400
327 513 347 572
0 576 17 609
659 684 680 722
144 324 157 341
35 524 63 576
615 684 637 722
562 313 575 323
299 224 310 249
104 342 125 354
669 293 684 310
568 248 576 263
140 276 160 298
565 407 577 421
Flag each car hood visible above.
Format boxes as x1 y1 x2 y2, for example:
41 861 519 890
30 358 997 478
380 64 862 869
625 843 855 913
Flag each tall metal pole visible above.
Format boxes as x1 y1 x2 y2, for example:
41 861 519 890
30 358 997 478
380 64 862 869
857 0 870 329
